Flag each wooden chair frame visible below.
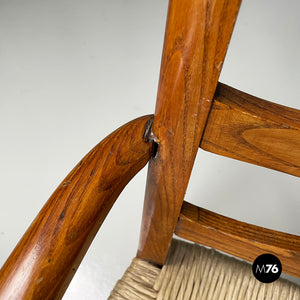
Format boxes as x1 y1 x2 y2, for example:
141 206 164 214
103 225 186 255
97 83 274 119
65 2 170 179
0 0 299 299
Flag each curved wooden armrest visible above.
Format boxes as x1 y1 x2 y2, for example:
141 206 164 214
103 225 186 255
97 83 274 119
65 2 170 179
175 201 300 278
0 115 154 300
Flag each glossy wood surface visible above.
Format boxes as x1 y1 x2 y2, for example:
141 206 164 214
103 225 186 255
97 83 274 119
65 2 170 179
0 115 153 300
138 0 242 265
175 201 300 278
201 83 300 177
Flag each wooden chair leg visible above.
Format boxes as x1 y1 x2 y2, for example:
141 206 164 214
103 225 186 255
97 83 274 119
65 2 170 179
137 0 242 265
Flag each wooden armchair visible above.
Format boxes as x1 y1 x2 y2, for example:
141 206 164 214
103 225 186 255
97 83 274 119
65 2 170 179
0 0 299 299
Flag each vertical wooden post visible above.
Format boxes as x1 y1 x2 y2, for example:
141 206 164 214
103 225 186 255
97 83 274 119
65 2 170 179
137 0 242 265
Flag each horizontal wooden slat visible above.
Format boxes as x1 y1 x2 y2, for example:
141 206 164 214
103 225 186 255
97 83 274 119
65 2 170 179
200 83 300 177
175 201 300 278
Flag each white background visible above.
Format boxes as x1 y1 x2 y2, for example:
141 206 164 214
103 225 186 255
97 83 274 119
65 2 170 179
0 0 299 299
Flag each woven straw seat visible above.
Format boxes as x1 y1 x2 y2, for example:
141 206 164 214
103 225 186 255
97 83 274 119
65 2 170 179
110 239 300 300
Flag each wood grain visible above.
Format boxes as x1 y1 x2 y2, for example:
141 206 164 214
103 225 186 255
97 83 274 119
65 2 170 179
175 201 300 278
0 115 153 300
138 0 242 265
201 83 300 177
